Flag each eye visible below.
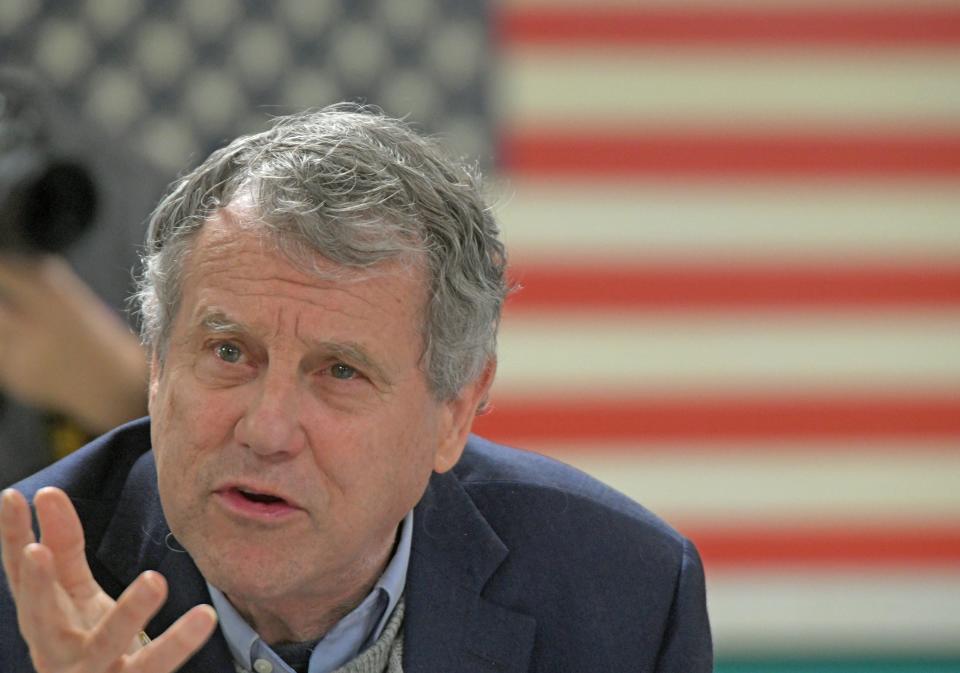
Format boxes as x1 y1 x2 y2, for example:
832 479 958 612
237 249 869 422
214 342 243 364
330 363 358 380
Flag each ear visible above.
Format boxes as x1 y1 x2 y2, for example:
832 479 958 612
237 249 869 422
433 359 496 473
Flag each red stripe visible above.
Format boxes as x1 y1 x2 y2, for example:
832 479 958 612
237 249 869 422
686 525 960 569
473 395 960 444
500 131 960 178
498 7 960 48
506 263 960 312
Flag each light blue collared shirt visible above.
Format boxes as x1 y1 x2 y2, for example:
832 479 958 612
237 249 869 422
207 510 412 673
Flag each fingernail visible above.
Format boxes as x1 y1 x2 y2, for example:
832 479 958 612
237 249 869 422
23 543 44 564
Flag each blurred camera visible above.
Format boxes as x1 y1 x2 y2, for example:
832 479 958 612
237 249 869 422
0 70 97 253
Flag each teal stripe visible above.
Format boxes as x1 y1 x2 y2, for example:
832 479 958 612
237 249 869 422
716 660 960 673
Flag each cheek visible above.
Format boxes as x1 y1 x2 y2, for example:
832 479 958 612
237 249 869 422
312 405 437 498
152 374 236 483
153 398 223 530
157 365 238 430
375 402 446 485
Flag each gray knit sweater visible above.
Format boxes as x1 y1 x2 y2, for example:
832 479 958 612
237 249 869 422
331 596 404 673
232 598 404 673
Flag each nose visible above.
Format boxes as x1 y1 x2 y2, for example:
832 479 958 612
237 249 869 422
234 368 308 459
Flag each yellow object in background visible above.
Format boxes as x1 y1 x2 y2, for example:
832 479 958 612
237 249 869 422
48 415 92 460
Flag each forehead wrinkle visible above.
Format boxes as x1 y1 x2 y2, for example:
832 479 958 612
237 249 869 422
204 257 387 317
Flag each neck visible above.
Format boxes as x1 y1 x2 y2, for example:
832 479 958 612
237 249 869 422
225 527 397 644
229 586 371 644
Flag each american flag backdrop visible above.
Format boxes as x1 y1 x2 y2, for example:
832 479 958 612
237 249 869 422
2 1 959 671
476 2 960 671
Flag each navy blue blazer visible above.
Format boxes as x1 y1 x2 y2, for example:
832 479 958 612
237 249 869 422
1 419 712 672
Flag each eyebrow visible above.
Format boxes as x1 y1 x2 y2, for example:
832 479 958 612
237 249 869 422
196 310 394 387
199 311 246 335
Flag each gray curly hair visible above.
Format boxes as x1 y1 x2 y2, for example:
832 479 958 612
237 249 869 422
136 104 508 400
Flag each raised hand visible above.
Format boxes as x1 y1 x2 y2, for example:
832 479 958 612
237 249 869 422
0 487 217 673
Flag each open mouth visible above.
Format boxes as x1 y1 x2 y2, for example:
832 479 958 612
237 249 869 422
218 486 297 518
236 488 286 505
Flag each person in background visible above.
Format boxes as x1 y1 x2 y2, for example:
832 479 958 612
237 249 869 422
0 256 149 452
0 104 712 673
0 70 162 485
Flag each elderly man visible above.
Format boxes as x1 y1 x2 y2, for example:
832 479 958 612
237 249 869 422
0 106 711 673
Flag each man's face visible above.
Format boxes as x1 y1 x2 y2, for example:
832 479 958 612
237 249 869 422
148 211 488 614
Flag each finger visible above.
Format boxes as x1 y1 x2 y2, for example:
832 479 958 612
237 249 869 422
126 604 218 673
35 487 100 600
0 296 15 328
0 256 48 306
16 543 71 647
84 571 168 673
0 489 37 595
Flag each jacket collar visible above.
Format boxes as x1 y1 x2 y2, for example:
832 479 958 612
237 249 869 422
95 450 537 673
404 468 537 673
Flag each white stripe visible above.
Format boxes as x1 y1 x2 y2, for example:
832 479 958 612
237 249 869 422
532 443 960 524
494 312 960 393
492 180 960 263
500 49 960 131
708 570 960 655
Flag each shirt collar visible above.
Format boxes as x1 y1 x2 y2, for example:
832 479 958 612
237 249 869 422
207 509 413 673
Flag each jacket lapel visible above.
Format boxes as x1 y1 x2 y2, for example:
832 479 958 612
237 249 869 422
95 452 235 672
404 470 537 673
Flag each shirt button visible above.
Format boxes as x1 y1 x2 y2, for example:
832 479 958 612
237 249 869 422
253 659 274 673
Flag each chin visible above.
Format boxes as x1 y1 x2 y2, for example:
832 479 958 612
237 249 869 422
197 544 310 600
